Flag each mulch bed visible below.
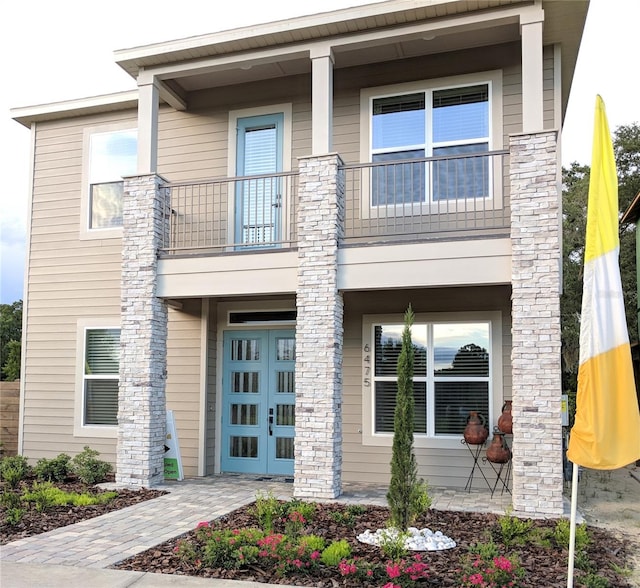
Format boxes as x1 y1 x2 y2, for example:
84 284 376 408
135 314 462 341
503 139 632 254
0 477 166 545
114 502 635 587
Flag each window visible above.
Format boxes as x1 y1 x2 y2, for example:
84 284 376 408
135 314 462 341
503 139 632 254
83 328 120 426
366 314 499 443
363 72 502 210
88 129 137 229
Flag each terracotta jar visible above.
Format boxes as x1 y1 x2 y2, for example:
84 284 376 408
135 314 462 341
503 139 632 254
463 411 489 445
486 431 511 463
497 400 513 434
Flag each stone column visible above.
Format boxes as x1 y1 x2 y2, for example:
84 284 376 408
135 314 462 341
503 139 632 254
116 174 169 487
294 153 344 499
510 131 564 516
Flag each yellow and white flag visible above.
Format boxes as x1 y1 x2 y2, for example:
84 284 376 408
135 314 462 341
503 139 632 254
566 95 640 469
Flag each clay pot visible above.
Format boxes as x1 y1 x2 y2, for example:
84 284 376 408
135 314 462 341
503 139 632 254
463 411 489 445
486 431 511 464
497 400 513 434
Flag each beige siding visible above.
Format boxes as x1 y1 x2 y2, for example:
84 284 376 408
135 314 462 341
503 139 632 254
206 300 218 474
22 111 136 465
341 286 512 488
166 300 203 478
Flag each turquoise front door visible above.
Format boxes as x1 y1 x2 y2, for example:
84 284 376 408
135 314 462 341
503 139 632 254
221 330 295 475
235 113 284 248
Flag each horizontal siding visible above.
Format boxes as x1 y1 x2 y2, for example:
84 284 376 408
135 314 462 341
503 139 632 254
166 299 203 478
341 286 512 488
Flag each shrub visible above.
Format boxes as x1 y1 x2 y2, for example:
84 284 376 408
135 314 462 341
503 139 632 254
298 534 325 553
34 453 71 482
468 539 500 560
21 482 117 511
284 498 316 523
581 572 610 588
378 527 409 561
201 528 267 569
4 507 25 526
553 518 590 551
321 539 352 566
251 490 282 533
387 305 431 530
458 552 525 587
496 507 533 547
0 455 31 488
70 446 112 484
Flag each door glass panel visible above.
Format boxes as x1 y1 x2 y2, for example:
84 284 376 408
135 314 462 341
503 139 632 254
232 371 259 393
231 404 258 425
276 337 295 361
276 404 295 426
276 437 294 460
231 339 260 361
276 371 294 394
230 436 258 458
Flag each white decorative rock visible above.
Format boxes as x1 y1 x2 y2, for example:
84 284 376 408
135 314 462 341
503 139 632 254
356 527 456 551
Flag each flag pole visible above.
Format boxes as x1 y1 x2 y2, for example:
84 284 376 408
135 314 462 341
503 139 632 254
567 462 579 588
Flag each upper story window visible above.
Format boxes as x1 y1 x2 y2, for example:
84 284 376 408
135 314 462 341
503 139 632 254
88 129 137 229
363 72 501 210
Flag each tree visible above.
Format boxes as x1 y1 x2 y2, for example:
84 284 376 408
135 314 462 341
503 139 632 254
561 123 640 396
0 300 22 381
386 305 430 530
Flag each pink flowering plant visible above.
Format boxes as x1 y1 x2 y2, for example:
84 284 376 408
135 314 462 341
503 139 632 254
336 554 429 587
458 552 524 587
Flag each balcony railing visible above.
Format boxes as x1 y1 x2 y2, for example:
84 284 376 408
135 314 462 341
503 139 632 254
162 171 298 254
160 151 509 255
342 150 509 245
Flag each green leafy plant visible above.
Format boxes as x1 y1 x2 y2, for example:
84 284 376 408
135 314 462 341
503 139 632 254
497 507 533 547
321 539 352 566
387 305 431 530
70 446 112 484
581 572 610 588
21 481 117 511
34 453 71 482
468 539 500 560
526 526 553 548
284 498 316 522
378 527 409 561
4 507 25 526
0 455 31 488
251 490 282 533
284 510 306 539
553 518 590 551
298 534 325 553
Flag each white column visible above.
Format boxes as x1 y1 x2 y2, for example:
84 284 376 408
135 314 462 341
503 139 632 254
137 77 159 175
521 8 544 133
311 46 334 155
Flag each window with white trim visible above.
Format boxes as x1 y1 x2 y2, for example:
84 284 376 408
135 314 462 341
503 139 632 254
83 328 120 426
372 320 491 437
88 129 137 229
366 75 498 207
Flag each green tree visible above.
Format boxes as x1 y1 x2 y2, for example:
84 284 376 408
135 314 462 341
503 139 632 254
561 123 640 397
387 305 430 530
0 300 22 381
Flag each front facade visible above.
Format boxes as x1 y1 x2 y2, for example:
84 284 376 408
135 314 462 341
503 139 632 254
13 0 589 516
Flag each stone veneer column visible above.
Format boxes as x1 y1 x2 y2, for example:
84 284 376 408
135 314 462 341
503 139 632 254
510 131 564 516
116 174 169 487
294 154 344 499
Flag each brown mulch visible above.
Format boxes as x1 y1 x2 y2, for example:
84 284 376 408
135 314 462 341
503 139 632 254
0 477 166 545
114 502 635 587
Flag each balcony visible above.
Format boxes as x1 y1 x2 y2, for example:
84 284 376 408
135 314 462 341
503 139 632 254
161 171 299 255
160 150 509 256
342 150 510 245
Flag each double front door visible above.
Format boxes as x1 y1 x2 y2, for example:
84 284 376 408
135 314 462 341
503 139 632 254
221 330 295 475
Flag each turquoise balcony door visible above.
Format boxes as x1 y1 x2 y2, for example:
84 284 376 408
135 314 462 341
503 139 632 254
235 113 284 248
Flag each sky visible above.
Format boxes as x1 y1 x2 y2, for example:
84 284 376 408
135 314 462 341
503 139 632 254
1 0 638 304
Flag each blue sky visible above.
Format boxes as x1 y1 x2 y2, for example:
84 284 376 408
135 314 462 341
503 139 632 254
1 0 638 304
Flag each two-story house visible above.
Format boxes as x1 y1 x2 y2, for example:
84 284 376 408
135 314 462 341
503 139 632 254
12 0 589 517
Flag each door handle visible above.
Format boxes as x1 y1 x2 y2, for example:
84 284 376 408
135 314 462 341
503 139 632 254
268 408 274 436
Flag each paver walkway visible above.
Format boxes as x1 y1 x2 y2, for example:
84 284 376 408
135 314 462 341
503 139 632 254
0 474 524 570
